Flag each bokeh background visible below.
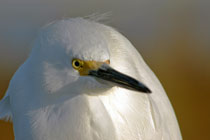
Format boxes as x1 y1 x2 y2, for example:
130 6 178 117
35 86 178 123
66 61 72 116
0 0 210 139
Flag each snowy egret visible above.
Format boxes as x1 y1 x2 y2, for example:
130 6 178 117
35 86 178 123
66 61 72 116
0 18 182 140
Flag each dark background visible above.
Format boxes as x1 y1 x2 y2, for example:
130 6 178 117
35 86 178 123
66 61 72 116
0 0 210 139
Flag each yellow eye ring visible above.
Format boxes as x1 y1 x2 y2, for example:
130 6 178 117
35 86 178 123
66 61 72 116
72 59 84 70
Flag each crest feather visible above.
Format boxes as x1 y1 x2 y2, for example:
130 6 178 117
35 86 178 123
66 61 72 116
83 12 112 24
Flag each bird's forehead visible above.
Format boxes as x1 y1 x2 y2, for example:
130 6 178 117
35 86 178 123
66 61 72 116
70 30 110 61
37 18 110 61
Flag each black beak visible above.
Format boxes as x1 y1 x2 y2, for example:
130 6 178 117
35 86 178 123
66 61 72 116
88 64 152 93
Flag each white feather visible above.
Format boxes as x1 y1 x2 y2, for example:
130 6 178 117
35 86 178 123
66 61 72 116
0 18 182 140
0 95 12 121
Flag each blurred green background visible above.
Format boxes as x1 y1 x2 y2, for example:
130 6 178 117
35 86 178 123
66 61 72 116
0 0 210 139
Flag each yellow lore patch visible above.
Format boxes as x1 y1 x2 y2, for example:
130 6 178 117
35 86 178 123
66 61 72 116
72 58 110 76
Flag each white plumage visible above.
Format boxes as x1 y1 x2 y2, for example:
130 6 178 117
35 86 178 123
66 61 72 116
0 18 182 140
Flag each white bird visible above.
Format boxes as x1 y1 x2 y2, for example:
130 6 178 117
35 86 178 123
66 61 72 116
0 18 182 140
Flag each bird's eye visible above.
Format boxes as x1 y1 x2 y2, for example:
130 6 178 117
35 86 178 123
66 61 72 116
72 59 84 70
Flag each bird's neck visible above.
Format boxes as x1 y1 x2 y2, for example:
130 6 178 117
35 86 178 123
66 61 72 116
17 88 153 140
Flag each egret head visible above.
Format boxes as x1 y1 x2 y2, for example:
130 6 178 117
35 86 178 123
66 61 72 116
31 18 151 95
